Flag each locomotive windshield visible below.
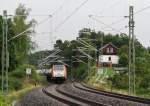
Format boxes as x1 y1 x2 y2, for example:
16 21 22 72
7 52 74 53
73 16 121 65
54 65 64 71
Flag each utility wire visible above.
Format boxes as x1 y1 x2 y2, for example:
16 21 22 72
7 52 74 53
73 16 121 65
94 15 125 18
102 5 150 32
135 5 150 15
89 15 123 33
8 16 52 41
90 1 150 35
99 0 122 15
101 18 126 31
95 3 150 33
8 0 67 41
9 0 67 17
8 14 52 17
51 0 68 16
54 0 89 32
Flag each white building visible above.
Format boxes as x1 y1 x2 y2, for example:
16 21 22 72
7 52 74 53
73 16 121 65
99 43 119 67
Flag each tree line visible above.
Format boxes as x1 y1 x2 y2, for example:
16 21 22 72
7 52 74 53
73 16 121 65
30 28 150 94
0 4 35 73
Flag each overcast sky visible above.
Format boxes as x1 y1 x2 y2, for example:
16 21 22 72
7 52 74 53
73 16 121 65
1 0 150 51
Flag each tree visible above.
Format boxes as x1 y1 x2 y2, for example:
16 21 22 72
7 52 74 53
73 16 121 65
12 4 36 65
0 4 36 74
148 47 150 53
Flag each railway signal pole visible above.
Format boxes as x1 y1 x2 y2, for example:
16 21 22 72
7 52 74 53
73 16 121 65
128 5 135 95
1 10 9 94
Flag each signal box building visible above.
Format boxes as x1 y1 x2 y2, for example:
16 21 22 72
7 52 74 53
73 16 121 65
99 43 119 67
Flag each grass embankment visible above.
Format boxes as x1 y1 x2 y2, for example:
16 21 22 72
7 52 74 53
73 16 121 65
1 76 48 106
85 67 150 98
7 83 43 106
0 64 48 106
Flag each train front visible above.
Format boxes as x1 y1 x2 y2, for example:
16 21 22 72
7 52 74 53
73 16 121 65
52 64 67 81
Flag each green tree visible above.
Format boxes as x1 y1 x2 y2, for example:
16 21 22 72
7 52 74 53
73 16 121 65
12 4 36 65
0 4 36 72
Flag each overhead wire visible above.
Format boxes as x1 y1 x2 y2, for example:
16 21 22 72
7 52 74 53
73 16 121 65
135 4 150 15
32 0 68 50
89 15 123 33
92 1 150 35
51 0 68 16
8 0 68 41
101 4 150 33
100 17 126 31
89 0 127 34
93 15 125 18
8 15 52 41
54 0 89 32
99 0 122 15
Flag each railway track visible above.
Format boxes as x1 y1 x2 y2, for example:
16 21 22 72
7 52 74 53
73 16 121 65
56 84 106 106
42 88 80 106
42 84 93 106
73 82 150 105
41 82 150 106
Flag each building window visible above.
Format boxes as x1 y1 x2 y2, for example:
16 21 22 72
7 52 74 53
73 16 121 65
107 48 109 53
110 47 113 53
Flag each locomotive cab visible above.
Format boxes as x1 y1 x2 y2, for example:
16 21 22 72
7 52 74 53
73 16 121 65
52 64 67 81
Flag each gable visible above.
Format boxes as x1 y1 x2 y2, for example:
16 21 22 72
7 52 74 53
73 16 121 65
99 43 118 55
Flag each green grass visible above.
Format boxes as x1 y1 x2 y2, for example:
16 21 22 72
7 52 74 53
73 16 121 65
0 92 5 106
85 67 150 99
3 83 43 106
106 68 115 77
0 75 48 106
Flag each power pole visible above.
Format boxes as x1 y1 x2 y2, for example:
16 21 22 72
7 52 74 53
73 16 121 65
1 10 9 94
1 11 5 93
128 6 135 95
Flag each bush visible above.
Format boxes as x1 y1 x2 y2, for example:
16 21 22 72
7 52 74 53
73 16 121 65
0 92 5 106
9 77 22 90
119 53 128 66
10 64 36 79
10 69 25 78
111 74 128 89
0 76 2 87
73 64 88 80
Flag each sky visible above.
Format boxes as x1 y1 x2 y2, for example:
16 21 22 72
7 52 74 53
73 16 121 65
1 0 150 51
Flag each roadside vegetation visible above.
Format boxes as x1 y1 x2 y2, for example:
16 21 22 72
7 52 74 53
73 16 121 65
0 3 150 106
0 4 47 106
30 28 150 98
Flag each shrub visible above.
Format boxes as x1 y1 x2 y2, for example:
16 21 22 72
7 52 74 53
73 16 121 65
10 69 25 78
111 74 128 89
10 64 36 79
9 77 22 90
0 92 5 106
73 64 88 80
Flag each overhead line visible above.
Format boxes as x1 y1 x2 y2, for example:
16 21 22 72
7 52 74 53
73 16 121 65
135 5 150 15
89 15 123 33
8 1 67 41
99 0 122 15
51 0 68 16
94 15 125 18
89 1 150 36
8 16 52 41
101 18 127 31
54 0 89 32
9 0 67 17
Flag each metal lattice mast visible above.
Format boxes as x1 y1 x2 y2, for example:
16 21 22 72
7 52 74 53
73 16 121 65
5 10 9 94
1 10 9 94
129 6 135 95
1 11 5 93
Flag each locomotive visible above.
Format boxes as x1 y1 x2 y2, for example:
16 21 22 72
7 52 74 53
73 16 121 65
52 64 67 81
